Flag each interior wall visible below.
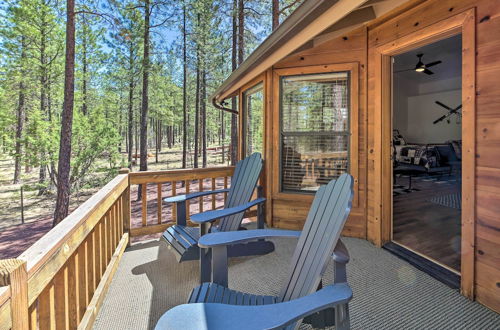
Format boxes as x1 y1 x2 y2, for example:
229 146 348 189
394 65 461 144
406 89 461 143
393 74 414 138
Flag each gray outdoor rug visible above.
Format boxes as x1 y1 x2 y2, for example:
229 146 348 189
93 236 499 330
428 193 462 210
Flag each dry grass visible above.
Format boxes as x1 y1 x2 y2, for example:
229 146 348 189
0 146 232 258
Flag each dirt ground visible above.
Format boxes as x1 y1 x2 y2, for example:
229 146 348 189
0 147 231 259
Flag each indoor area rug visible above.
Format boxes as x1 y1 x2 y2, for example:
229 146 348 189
428 193 462 210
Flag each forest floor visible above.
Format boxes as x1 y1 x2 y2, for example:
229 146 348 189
0 146 231 259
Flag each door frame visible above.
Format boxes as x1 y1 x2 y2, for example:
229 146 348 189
369 9 476 298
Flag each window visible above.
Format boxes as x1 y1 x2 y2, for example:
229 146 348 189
280 72 350 192
243 82 264 156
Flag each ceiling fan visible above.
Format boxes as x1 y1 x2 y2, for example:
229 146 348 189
395 53 442 75
433 101 462 124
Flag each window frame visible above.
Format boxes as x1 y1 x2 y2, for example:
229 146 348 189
238 74 266 161
272 63 359 205
241 81 265 158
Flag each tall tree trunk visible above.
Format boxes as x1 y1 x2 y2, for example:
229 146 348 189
127 43 134 169
13 37 26 184
230 0 238 165
54 0 76 225
193 55 200 168
238 0 245 64
39 20 49 195
272 0 280 31
201 70 207 168
138 0 150 200
155 119 159 163
81 15 88 115
182 2 188 169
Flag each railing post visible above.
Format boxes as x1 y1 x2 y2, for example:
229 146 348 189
0 259 29 330
119 168 131 246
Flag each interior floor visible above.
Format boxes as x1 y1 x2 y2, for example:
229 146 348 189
392 174 461 271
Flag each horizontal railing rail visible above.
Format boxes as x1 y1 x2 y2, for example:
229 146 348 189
0 173 130 330
128 166 235 237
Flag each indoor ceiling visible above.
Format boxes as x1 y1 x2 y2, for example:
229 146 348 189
393 34 462 83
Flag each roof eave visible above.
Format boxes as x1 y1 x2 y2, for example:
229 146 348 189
212 0 371 103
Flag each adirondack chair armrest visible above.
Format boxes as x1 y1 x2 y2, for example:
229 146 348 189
190 197 266 224
163 188 230 204
198 228 300 248
155 283 352 330
332 239 349 264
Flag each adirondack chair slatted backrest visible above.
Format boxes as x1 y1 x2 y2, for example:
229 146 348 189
278 174 354 302
218 153 263 232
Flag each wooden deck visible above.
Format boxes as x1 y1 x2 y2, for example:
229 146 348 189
92 236 500 329
0 166 238 330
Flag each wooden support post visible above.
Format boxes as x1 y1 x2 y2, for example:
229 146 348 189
0 259 29 330
118 168 131 246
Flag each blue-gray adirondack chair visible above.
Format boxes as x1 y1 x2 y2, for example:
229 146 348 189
156 174 354 330
162 153 275 283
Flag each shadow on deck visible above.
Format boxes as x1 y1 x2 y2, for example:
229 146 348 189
93 236 500 330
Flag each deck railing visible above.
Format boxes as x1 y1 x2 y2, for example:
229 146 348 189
0 172 129 330
128 166 235 238
0 166 236 330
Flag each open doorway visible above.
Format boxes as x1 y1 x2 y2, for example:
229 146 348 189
389 35 462 286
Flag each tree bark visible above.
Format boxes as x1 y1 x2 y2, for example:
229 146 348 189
53 0 76 225
127 43 134 169
201 70 207 168
13 37 26 185
138 0 150 200
193 42 200 169
238 0 244 65
38 19 49 195
182 2 188 169
81 15 88 115
155 118 159 163
230 0 239 165
272 0 280 31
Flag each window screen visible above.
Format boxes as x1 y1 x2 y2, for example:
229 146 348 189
280 72 350 192
243 83 264 156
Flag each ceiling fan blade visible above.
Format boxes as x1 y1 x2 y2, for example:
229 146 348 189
425 60 442 68
435 101 452 111
433 115 447 124
423 68 434 75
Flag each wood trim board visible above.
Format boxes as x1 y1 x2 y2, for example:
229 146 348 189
368 9 476 298
271 63 360 207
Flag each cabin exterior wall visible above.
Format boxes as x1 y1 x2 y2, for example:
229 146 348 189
234 0 499 313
